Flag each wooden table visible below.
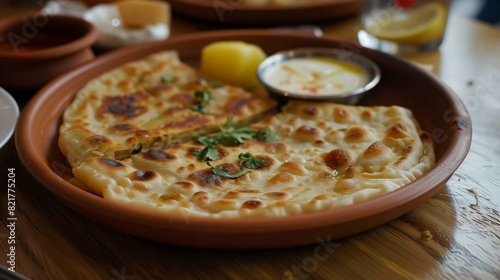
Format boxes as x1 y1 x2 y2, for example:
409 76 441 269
1 6 499 280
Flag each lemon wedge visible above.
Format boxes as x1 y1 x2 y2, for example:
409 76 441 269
201 41 266 88
366 2 447 44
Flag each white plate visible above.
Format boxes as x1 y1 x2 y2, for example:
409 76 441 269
0 87 19 149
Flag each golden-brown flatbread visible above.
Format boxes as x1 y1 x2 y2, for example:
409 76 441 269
70 101 435 218
59 51 277 167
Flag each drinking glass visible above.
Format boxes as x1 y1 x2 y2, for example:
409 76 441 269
357 0 451 54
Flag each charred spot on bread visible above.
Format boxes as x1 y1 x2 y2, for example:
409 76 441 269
98 158 126 168
129 170 158 181
323 148 353 172
99 91 149 119
141 149 177 161
242 200 264 209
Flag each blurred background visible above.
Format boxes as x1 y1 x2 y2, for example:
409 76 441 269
453 0 500 27
1 0 499 28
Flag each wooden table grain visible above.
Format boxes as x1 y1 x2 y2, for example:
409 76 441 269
1 7 499 280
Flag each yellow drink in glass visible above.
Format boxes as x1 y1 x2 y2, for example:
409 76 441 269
358 0 450 54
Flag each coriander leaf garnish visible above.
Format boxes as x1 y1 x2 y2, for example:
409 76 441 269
193 146 220 162
190 90 212 114
194 135 216 147
193 136 220 161
161 75 175 83
206 161 251 179
215 116 256 146
192 118 272 172
256 129 276 142
238 152 266 169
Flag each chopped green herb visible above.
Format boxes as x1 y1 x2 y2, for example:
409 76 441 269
215 117 256 146
207 161 251 179
161 75 175 83
194 135 216 147
256 129 276 142
193 146 220 162
192 118 271 171
190 90 212 114
193 136 220 161
238 152 266 169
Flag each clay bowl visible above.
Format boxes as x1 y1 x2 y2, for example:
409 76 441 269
16 30 472 249
0 13 98 92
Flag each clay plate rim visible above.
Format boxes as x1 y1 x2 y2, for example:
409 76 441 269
169 0 360 24
15 30 472 248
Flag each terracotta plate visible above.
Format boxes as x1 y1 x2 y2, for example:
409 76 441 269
168 0 360 25
16 30 472 249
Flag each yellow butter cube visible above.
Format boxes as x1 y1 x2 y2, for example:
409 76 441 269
115 0 170 28
201 41 266 88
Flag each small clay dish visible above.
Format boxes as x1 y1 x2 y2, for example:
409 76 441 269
0 13 98 92
257 48 381 104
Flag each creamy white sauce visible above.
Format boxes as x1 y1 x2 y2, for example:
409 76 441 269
263 58 369 95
